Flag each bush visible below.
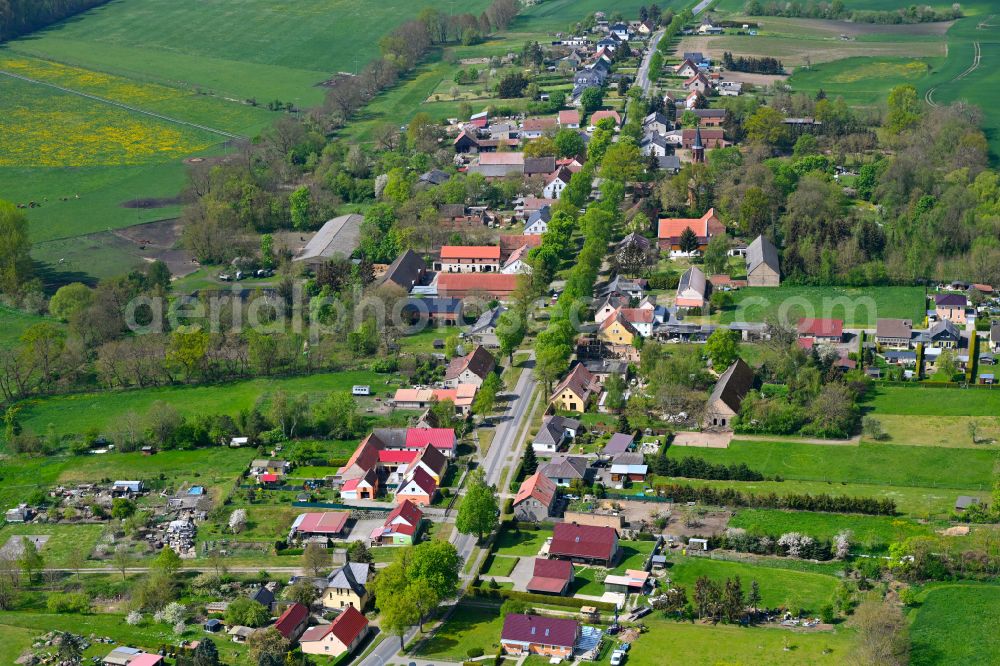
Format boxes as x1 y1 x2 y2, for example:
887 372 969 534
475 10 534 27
502 498 514 515
467 647 485 658
820 604 836 623
47 592 91 613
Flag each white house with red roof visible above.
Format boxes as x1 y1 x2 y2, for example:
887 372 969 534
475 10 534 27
797 318 844 344
542 166 573 199
435 245 502 273
558 109 580 128
395 466 438 506
657 208 725 255
501 244 533 275
405 427 457 458
301 605 370 657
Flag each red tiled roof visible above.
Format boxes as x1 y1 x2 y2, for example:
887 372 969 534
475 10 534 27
501 613 579 648
550 523 617 561
295 512 349 534
523 116 557 131
526 575 570 594
379 450 419 464
260 473 278 483
329 605 369 645
558 109 580 124
514 471 557 508
501 234 543 253
620 308 654 324
405 427 456 450
401 466 438 497
437 272 519 296
590 109 621 125
797 318 844 338
274 602 309 639
440 245 501 260
549 363 599 403
533 558 572 579
479 152 525 165
657 208 718 240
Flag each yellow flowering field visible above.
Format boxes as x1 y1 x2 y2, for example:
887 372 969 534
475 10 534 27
0 76 216 167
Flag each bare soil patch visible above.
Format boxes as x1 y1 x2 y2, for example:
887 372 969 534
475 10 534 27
120 196 182 209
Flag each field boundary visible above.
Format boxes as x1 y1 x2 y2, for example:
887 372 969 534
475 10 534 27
0 68 246 140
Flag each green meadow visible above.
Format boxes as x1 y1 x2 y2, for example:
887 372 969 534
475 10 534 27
910 584 1000 665
718 285 926 327
728 508 934 551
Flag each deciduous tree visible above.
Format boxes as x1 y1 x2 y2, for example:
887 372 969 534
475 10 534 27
456 469 498 541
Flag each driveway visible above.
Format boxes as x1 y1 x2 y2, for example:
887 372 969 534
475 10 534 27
672 431 732 448
508 556 535 592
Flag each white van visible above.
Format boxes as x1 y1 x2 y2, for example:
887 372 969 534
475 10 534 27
352 385 371 396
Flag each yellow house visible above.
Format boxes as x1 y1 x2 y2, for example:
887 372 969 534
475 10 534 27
597 312 637 346
548 364 599 413
322 563 370 611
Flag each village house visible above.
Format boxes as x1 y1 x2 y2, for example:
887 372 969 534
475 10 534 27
597 310 639 346
704 358 755 430
745 235 780 287
322 562 370 611
934 293 968 324
274 602 310 642
674 108 727 127
513 471 559 522
340 468 378 501
541 455 591 487
657 208 725 255
549 364 600 413
549 522 619 566
402 297 463 326
380 249 428 292
469 152 526 179
532 415 581 454
798 318 844 344
674 58 699 78
249 460 289 478
526 558 574 596
609 452 647 483
683 72 713 93
444 345 497 388
370 499 423 545
465 305 505 348
500 614 580 658
394 466 438 506
676 266 710 310
290 512 350 542
640 132 670 157
598 274 647 301
501 244 533 274
522 116 558 139
524 156 558 177
643 111 672 135
991 321 1000 352
604 569 650 595
300 605 370 658
602 432 634 457
391 387 476 415
681 127 725 149
876 319 914 349
915 319 962 349
543 166 574 199
524 205 552 234
590 109 622 127
435 245 501 273
558 109 581 128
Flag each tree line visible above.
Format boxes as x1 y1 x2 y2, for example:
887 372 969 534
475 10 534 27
647 453 765 482
0 0 110 42
722 51 783 75
742 0 961 24
653 483 897 515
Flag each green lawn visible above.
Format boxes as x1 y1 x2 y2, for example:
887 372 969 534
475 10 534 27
718 285 927 328
396 325 462 354
0 624 38 665
0 306 60 351
727 509 933 553
669 439 995 491
612 540 656 573
866 385 1000 416
414 601 504 660
0 523 105 567
789 56 938 106
12 370 385 439
483 554 519 578
664 556 839 612
910 584 1000 666
625 618 855 666
866 414 1000 448
494 528 551 558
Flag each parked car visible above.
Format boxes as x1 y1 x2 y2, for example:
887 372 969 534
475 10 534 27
610 649 626 666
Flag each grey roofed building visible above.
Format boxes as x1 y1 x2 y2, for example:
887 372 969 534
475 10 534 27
640 132 669 156
674 108 726 121
915 319 961 346
466 304 505 348
990 321 1000 350
468 162 523 178
602 433 634 456
704 358 755 430
533 415 581 453
955 495 980 510
420 169 451 185
380 249 427 292
598 274 646 299
744 235 780 287
326 562 370 597
524 156 557 176
616 232 651 253
684 51 706 63
876 319 914 346
250 585 275 609
438 203 467 219
655 155 681 172
541 455 591 486
293 214 364 267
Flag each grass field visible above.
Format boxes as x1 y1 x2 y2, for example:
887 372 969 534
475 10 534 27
56 447 252 485
866 385 1000 416
654 475 984 519
0 307 60 351
414 601 504 660
11 370 385 439
0 523 105 567
627 619 855 665
664 556 839 612
727 509 933 552
0 624 38 665
866 414 1000 448
910 584 1000 665
669 439 996 491
718 285 927 327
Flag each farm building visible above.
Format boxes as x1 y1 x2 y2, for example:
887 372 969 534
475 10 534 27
703 358 755 430
290 512 350 541
293 214 364 269
745 235 780 287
